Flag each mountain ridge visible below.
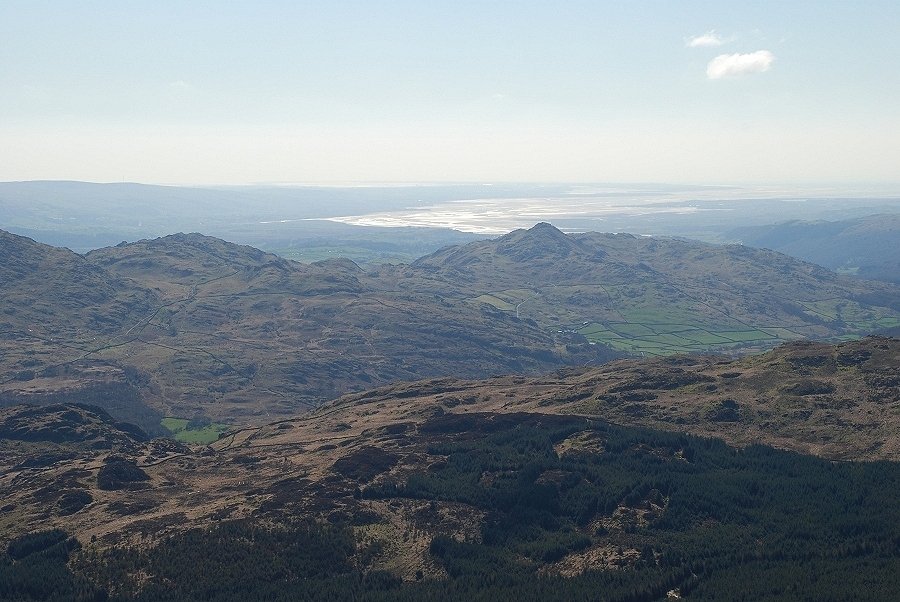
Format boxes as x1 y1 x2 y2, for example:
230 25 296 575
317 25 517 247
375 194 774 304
2 223 899 431
0 227 617 427
728 213 900 283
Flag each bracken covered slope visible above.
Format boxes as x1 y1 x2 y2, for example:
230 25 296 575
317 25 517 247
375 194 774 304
0 338 898 600
1 337 896 546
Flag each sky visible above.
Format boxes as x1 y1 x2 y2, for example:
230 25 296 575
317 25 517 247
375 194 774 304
1 1 899 185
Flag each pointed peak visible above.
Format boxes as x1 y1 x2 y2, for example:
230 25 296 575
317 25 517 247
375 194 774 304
495 222 582 260
529 222 565 234
501 222 567 238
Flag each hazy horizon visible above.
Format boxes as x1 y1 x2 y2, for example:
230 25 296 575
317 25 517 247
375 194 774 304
4 180 899 254
2 1 899 185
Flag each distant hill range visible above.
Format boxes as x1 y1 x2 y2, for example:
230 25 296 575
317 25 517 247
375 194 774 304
412 222 900 353
728 213 900 283
1 223 899 430
0 227 614 429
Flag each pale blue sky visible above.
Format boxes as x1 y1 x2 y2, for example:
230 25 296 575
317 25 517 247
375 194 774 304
2 1 899 184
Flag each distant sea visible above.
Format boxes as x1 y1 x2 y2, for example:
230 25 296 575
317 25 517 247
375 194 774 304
319 183 900 235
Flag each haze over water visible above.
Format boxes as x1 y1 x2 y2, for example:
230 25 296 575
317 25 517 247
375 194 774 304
321 184 900 235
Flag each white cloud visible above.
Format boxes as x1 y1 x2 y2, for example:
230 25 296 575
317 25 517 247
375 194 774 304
706 50 775 79
686 31 725 48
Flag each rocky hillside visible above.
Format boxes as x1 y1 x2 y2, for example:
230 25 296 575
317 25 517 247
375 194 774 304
409 223 900 355
1 230 616 427
1 337 895 544
0 338 897 600
2 224 899 429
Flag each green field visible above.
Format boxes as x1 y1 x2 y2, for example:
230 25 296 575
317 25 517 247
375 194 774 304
578 322 787 355
161 417 231 445
471 294 516 311
574 311 900 355
795 298 900 329
471 282 900 357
